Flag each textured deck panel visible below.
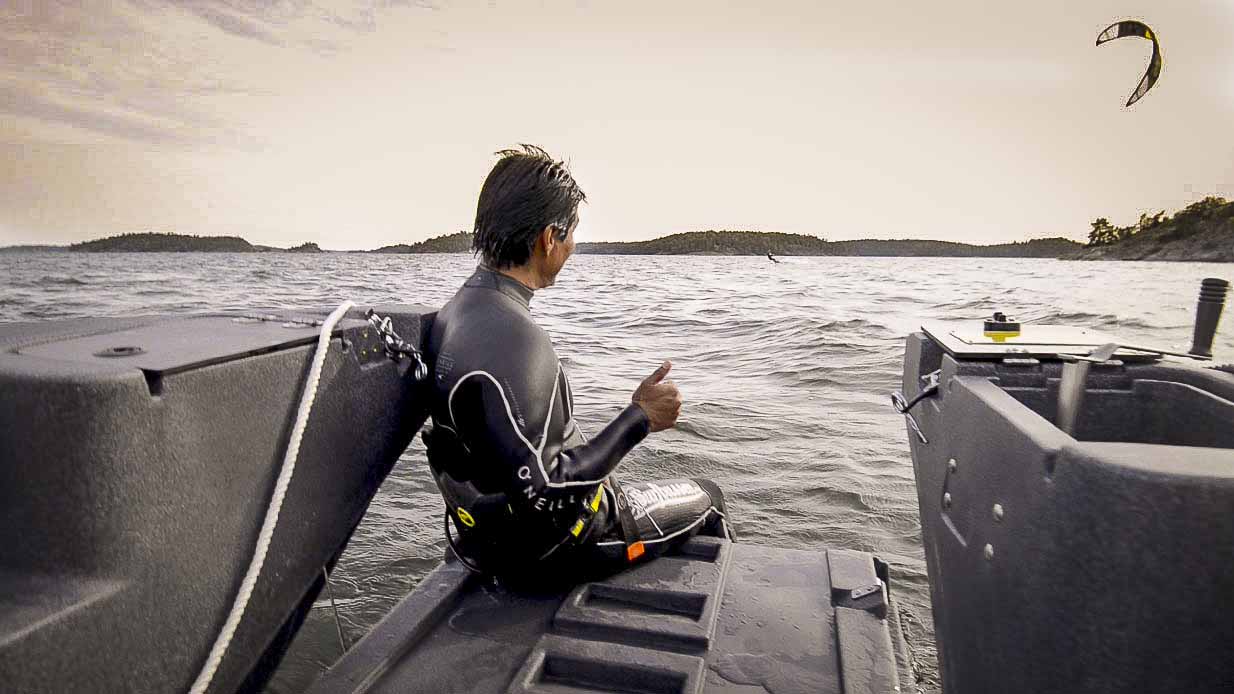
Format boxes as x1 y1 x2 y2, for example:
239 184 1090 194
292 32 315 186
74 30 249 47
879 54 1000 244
308 537 906 694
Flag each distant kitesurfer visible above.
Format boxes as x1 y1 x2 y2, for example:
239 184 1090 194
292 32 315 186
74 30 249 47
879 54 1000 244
422 145 729 579
767 251 780 264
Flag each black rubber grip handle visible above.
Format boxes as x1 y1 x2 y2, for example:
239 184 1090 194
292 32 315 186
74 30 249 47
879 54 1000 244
1189 277 1229 358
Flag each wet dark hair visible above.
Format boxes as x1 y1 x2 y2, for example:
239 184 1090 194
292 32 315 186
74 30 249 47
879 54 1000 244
472 144 586 269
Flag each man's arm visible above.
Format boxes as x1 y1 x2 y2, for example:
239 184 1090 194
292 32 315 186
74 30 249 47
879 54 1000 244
448 361 679 510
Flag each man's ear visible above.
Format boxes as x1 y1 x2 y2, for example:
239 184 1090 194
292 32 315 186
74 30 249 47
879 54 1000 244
538 225 558 254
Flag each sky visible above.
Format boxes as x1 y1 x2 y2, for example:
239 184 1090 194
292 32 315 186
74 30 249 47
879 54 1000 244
2 1 1234 250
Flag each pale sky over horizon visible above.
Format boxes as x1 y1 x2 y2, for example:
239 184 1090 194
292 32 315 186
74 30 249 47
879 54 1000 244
3 1 1234 250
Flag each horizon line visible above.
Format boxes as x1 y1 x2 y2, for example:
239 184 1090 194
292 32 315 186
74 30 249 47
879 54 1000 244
1 229 1086 253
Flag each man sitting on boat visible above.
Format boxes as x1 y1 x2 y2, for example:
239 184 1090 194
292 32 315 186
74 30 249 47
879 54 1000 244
422 144 729 577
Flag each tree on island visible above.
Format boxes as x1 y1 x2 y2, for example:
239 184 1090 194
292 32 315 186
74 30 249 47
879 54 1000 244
1088 218 1117 246
1080 197 1233 260
1168 196 1229 236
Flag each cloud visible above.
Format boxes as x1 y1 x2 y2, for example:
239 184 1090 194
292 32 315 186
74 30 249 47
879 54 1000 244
0 1 427 148
3 84 265 150
167 1 437 40
4 86 202 147
183 4 285 46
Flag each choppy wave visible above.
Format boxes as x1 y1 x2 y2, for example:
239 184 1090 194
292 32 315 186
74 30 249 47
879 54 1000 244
37 275 89 286
2 251 1230 694
1025 310 1180 331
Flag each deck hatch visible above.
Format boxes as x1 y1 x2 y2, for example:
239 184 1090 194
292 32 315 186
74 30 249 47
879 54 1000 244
553 538 730 654
581 585 707 621
508 634 704 694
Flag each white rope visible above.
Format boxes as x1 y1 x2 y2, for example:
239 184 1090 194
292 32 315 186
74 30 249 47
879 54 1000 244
188 301 356 694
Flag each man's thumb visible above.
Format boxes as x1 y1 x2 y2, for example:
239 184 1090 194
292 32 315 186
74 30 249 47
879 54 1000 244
646 360 672 384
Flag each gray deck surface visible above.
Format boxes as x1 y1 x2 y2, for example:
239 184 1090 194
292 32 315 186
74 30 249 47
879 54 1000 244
308 536 904 694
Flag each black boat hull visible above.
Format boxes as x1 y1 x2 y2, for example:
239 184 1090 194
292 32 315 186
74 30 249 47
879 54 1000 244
902 331 1234 694
0 307 432 693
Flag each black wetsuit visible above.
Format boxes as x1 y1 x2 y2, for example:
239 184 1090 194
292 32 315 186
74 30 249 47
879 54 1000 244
423 267 726 575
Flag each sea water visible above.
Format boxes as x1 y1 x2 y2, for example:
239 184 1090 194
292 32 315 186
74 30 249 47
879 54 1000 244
3 251 1231 692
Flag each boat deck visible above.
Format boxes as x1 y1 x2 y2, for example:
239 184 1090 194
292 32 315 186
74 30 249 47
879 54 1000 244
307 535 908 694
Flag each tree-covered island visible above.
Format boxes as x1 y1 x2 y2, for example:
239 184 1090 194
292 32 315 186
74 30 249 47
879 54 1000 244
1077 197 1233 262
6 197 1230 261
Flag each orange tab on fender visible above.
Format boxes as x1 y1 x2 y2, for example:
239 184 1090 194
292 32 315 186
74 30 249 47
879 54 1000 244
626 541 645 562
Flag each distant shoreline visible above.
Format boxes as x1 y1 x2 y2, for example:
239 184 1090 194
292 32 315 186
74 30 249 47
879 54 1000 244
2 230 1085 259
4 203 1231 261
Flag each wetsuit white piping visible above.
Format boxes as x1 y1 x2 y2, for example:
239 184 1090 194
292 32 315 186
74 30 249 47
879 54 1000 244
595 506 719 547
535 366 561 459
434 422 470 454
447 368 604 489
642 504 665 537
